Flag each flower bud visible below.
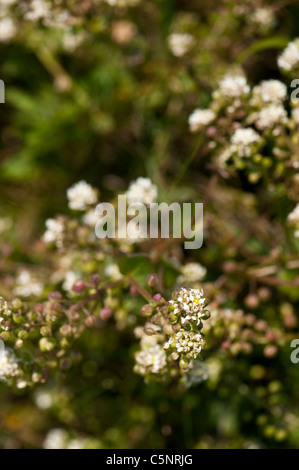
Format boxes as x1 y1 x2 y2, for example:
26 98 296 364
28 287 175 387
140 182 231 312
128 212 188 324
100 307 113 321
147 273 159 287
49 291 62 301
39 337 56 352
140 304 153 317
90 273 101 285
60 324 73 337
72 280 86 293
85 315 97 327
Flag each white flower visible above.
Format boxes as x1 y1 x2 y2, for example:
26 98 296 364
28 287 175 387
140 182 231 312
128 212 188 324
43 218 64 247
135 344 167 375
278 38 299 72
230 128 261 157
0 17 16 42
82 209 99 227
188 109 215 132
67 180 98 211
62 271 79 292
43 429 68 450
0 349 20 381
126 177 157 205
255 104 288 130
63 31 86 52
168 287 209 326
168 33 195 57
219 74 250 98
105 263 122 280
13 271 43 298
34 390 53 410
178 262 207 283
164 329 204 359
250 7 275 30
251 80 287 105
24 0 51 21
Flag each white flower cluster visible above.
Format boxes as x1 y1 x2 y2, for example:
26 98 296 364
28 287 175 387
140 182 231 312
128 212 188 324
24 0 51 22
255 104 288 130
126 177 157 205
169 287 209 326
188 109 215 132
218 74 250 98
182 360 208 387
13 271 43 298
250 7 275 31
164 329 205 359
278 38 299 72
0 349 20 381
251 80 287 105
43 217 64 247
230 128 261 157
178 262 207 284
168 33 195 57
67 180 98 211
134 344 167 375
288 203 299 237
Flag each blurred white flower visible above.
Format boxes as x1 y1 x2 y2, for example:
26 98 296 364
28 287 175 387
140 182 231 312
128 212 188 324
178 262 207 283
168 33 195 57
14 271 43 298
255 104 288 130
67 180 98 211
43 218 64 247
43 429 68 449
0 17 16 42
188 109 215 132
219 74 250 98
62 271 79 291
105 264 122 280
278 38 299 72
251 80 287 105
230 128 261 157
126 177 157 205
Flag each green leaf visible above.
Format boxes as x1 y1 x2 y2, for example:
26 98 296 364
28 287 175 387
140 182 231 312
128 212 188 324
119 255 151 286
237 36 290 64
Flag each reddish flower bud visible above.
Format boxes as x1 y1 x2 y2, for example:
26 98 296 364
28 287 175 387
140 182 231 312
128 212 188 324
72 280 86 293
100 307 113 321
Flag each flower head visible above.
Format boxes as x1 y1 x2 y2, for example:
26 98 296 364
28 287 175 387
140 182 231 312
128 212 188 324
168 287 210 326
126 177 157 205
67 181 98 211
278 38 299 72
188 109 215 132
